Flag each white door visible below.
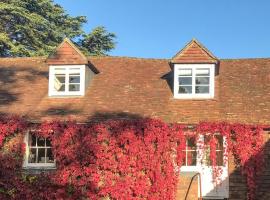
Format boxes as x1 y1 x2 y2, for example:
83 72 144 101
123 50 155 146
198 135 229 199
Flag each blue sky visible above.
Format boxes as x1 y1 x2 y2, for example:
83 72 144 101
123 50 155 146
54 0 270 59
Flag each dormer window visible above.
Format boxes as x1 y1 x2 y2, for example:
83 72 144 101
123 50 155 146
174 64 215 99
171 39 218 99
46 38 95 97
49 65 86 96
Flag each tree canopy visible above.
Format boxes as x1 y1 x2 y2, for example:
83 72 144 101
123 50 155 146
0 0 116 57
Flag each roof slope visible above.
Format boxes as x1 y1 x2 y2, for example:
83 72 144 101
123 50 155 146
0 56 269 124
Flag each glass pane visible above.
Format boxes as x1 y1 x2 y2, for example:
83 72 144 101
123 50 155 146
216 135 223 150
204 147 211 166
54 68 66 71
29 134 36 147
186 151 197 166
187 138 196 150
196 77 209 85
37 137 45 147
196 69 210 76
178 77 192 85
216 151 224 166
38 148 46 163
69 75 80 83
179 86 192 94
46 139 52 147
29 148 37 163
55 75 65 83
69 84 80 91
47 148 54 163
69 68 80 71
54 75 65 92
195 86 209 94
179 69 192 76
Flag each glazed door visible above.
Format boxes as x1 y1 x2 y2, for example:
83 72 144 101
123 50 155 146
198 135 229 199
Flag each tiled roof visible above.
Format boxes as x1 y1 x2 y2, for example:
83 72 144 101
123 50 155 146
0 56 269 125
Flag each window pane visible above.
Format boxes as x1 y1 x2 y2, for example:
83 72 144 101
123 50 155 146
46 139 52 147
187 138 196 150
54 75 65 92
69 75 80 83
38 148 46 163
29 148 37 163
29 134 36 147
37 137 45 147
179 77 192 85
69 84 80 91
216 135 223 150
196 77 209 85
216 151 224 166
186 151 197 166
195 86 209 94
47 148 54 163
179 86 192 94
196 69 210 76
179 69 192 76
55 75 65 83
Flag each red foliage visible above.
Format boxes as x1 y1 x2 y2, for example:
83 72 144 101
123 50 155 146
0 116 266 200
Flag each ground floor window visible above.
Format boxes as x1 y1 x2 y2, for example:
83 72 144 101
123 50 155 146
23 132 55 168
204 134 224 166
182 137 197 166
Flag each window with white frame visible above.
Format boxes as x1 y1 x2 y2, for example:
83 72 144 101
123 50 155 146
204 134 224 166
174 64 215 99
49 65 85 96
182 137 197 166
180 134 226 171
23 132 55 168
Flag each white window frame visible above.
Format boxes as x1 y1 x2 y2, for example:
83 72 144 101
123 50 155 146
174 64 215 99
23 132 56 169
48 65 86 97
181 137 199 172
180 134 227 172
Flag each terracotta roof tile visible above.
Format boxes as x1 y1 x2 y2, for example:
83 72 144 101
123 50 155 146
0 56 269 125
46 38 88 65
171 39 218 64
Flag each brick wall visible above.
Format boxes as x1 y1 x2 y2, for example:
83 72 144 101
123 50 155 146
176 173 198 200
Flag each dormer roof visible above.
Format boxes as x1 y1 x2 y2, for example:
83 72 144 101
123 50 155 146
46 38 88 65
171 39 218 64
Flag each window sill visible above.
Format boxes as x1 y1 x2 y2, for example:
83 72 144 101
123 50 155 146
172 96 217 101
48 94 84 98
22 166 56 174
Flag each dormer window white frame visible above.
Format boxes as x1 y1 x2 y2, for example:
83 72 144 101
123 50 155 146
174 64 215 99
49 65 86 97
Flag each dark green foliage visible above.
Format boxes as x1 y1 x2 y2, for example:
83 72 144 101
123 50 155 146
0 0 116 57
78 26 116 56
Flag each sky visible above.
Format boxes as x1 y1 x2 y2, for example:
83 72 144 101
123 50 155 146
54 0 270 59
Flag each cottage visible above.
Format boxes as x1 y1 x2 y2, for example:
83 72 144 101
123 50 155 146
0 38 269 199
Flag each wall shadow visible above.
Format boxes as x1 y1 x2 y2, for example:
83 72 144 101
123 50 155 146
87 111 144 122
161 71 174 93
43 107 82 116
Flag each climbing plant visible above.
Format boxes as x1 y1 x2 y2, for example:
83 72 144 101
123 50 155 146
0 116 266 200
